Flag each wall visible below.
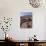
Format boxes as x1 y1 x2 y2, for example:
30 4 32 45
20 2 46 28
0 0 46 40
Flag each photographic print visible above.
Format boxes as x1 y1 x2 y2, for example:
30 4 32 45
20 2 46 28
20 12 32 28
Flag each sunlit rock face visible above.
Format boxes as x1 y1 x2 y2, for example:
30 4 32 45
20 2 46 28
29 0 43 8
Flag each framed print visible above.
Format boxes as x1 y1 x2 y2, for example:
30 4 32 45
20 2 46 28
20 12 32 28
